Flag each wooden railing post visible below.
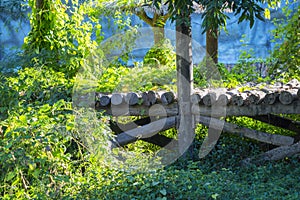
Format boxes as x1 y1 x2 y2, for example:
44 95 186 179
176 15 195 156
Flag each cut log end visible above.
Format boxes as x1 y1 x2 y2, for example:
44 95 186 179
111 93 124 105
125 92 139 106
216 94 230 106
279 90 297 105
161 91 175 105
99 95 111 107
232 94 244 106
202 92 217 106
263 93 278 105
191 93 201 104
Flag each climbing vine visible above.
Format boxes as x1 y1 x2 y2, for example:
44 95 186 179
268 3 300 79
23 0 101 77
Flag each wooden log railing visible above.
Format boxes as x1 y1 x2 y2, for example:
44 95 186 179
95 83 300 117
91 80 300 164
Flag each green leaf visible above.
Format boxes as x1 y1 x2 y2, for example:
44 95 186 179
160 188 167 196
5 171 17 181
212 193 219 199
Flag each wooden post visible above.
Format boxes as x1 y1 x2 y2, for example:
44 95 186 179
176 15 195 155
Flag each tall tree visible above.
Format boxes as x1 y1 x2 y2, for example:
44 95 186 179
198 0 267 64
96 0 171 45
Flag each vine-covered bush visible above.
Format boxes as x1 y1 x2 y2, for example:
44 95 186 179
0 67 111 199
22 0 101 77
268 4 300 79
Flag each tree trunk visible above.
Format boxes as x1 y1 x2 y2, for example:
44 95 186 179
135 10 168 46
153 25 165 45
206 29 218 64
36 0 44 22
176 15 195 155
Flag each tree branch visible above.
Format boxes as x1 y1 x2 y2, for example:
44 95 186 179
135 9 154 26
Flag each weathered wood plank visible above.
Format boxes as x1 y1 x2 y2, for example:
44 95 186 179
109 117 152 134
96 103 178 116
176 16 195 155
109 117 174 148
194 115 294 146
192 100 300 117
251 114 300 133
142 134 174 148
242 142 300 165
112 116 176 147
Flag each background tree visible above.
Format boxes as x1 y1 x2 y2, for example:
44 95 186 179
198 0 267 64
96 0 170 45
135 3 170 44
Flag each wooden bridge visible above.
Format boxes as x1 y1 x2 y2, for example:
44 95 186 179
90 80 300 164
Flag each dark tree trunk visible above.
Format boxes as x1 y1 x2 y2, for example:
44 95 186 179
36 0 44 9
206 29 218 64
36 0 44 21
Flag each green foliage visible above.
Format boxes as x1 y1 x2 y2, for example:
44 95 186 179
0 73 19 120
0 67 74 198
1 1 300 199
0 67 72 120
116 64 176 92
193 57 223 88
193 46 270 89
268 4 300 79
96 63 176 93
1 65 300 200
144 39 176 68
8 67 73 105
22 0 101 77
153 0 266 30
211 47 269 88
72 153 300 199
0 100 77 199
96 66 130 93
0 66 113 198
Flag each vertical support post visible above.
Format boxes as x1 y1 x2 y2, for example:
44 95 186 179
176 15 195 156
